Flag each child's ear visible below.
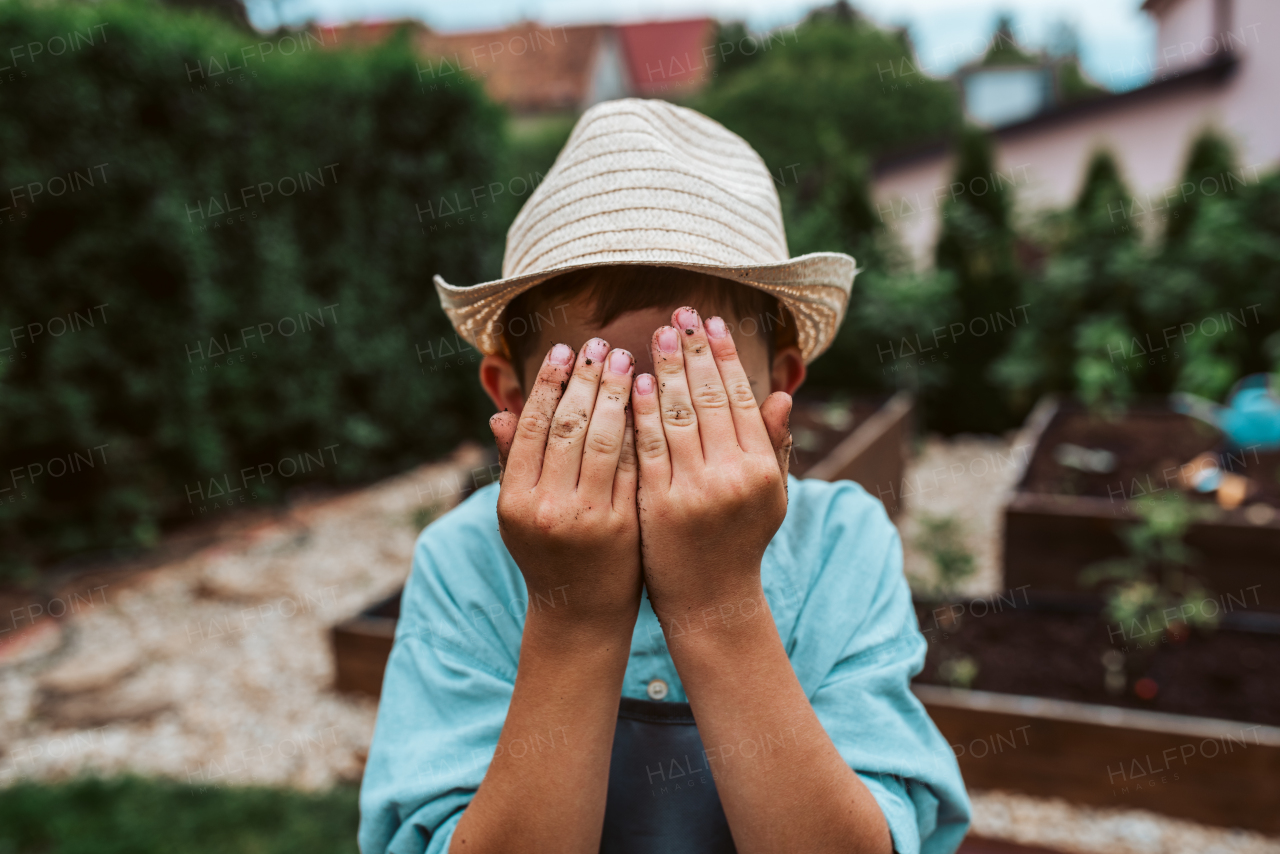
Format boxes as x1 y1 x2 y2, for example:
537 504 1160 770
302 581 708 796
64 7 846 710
480 354 527 415
770 345 805 397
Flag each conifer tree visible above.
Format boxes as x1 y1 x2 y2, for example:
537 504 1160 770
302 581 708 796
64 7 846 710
930 127 1022 432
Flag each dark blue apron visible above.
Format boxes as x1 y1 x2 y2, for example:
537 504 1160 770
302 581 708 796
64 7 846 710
600 697 737 853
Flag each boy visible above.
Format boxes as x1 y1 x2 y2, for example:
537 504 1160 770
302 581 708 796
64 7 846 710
360 99 970 854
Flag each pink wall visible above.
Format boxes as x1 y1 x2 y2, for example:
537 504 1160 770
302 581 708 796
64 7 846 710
1155 0 1218 72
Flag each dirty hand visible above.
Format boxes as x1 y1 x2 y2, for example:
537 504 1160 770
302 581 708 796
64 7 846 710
630 308 792 623
489 339 643 635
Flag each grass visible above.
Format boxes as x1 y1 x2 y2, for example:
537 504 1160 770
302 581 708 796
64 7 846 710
0 776 359 854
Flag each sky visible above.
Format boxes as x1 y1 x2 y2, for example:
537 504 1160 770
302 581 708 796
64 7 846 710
246 0 1158 92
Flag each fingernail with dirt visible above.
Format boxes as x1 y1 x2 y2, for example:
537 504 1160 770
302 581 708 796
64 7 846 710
549 343 573 365
584 338 609 364
608 349 632 374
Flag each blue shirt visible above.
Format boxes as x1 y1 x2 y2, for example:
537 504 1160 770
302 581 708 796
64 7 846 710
359 476 971 854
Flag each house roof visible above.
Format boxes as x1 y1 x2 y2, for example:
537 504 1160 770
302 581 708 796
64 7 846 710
417 23 608 114
322 18 716 114
328 20 423 47
875 53 1239 177
616 19 717 96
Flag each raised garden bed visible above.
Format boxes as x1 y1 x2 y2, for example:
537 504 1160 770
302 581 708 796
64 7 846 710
331 394 914 697
915 684 1280 834
790 391 913 516
912 595 1280 833
330 590 400 696
913 600 1280 726
1003 397 1280 611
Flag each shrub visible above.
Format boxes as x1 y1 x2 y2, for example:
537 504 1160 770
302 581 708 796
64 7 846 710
693 8 961 177
690 12 965 408
0 1 506 579
928 128 1024 432
994 131 1280 414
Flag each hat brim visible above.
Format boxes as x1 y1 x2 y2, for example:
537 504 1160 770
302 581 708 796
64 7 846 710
433 252 858 365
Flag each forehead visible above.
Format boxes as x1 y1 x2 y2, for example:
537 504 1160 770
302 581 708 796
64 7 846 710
527 290 771 345
515 291 771 386
526 289 759 337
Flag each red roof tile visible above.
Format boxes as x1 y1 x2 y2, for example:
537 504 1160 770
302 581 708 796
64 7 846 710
321 18 717 113
418 24 608 114
617 19 716 97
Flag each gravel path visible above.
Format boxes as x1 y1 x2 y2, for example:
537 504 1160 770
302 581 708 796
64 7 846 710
971 791 1280 854
897 432 1030 598
2 436 1276 853
0 444 488 791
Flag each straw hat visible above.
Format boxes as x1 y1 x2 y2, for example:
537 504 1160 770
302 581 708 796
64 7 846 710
432 98 858 364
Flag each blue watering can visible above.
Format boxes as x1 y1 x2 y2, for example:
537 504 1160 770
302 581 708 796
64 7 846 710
1171 373 1280 452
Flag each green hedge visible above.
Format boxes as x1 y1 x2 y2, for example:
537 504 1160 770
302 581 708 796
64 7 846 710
0 1 507 579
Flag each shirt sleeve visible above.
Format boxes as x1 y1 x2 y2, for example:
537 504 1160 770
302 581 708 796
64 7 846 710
359 635 513 854
789 482 971 854
358 496 522 854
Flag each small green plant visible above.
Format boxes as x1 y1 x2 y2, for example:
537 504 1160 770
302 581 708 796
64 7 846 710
1073 315 1135 416
1081 493 1218 639
1101 649 1126 695
937 654 979 689
914 513 977 596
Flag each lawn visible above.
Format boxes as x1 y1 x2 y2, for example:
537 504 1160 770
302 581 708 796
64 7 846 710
0 777 359 854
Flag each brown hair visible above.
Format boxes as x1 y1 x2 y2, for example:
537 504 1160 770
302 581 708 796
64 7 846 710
501 265 796 372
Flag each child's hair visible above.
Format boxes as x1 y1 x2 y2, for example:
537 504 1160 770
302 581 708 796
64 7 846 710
501 265 796 372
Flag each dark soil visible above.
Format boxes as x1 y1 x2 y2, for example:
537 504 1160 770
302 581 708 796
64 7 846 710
913 601 1280 726
1020 404 1280 507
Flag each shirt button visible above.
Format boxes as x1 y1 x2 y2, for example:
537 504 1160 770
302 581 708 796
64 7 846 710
646 678 669 701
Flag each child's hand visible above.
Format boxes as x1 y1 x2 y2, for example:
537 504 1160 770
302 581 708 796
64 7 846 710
630 308 793 622
489 339 643 636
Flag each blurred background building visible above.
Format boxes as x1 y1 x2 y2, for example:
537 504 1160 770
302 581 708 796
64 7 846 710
328 18 718 118
875 0 1280 261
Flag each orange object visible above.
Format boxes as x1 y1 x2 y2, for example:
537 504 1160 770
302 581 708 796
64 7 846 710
1216 472 1251 510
